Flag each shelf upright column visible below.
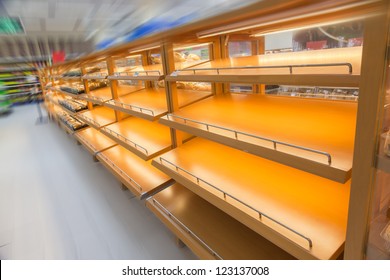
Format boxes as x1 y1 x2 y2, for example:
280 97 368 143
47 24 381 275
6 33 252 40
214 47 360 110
80 64 93 111
161 42 183 148
211 37 224 95
345 1 390 259
106 57 122 122
220 35 229 94
256 37 266 94
142 51 152 89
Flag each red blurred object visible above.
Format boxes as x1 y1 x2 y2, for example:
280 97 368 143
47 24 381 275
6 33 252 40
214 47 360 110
306 40 327 50
52 51 66 64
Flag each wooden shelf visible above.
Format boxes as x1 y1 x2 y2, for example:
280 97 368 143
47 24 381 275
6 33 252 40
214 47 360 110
76 106 116 129
160 93 356 183
99 117 173 160
104 87 212 121
74 127 117 156
167 47 361 87
146 183 295 260
79 87 112 104
108 64 164 81
79 85 144 104
152 138 351 260
97 145 174 199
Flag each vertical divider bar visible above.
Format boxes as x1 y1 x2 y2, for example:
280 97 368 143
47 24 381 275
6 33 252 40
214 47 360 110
106 57 121 122
212 37 224 96
344 2 390 260
161 42 183 148
80 64 93 111
257 36 266 94
142 51 152 89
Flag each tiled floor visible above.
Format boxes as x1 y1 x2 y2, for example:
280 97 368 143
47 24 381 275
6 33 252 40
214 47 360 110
0 103 196 260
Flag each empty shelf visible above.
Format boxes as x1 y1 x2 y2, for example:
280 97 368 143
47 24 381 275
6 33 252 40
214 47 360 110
160 93 356 183
79 87 112 104
167 47 361 87
104 87 212 121
76 106 116 129
146 183 295 260
74 127 117 156
108 64 164 81
99 117 173 160
152 138 351 260
97 145 174 199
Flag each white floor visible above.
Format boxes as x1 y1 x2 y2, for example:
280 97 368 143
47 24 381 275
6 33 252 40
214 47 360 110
0 104 196 260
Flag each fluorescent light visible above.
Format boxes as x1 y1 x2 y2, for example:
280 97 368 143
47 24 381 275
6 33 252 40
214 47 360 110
173 42 210 51
196 0 376 38
251 16 365 37
129 45 161 53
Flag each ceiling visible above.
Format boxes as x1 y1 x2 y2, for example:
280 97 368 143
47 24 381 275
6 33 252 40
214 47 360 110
0 0 259 61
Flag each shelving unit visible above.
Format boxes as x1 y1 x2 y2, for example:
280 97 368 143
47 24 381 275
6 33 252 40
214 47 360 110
97 145 174 199
0 66 42 108
152 138 350 260
146 183 295 260
40 0 390 260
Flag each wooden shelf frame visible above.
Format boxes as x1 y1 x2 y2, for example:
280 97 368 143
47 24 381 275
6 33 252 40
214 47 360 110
152 138 350 260
146 183 295 260
96 145 174 199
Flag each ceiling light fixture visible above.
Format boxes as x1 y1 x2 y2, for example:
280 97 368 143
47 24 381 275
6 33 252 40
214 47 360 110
196 0 377 38
251 15 366 37
129 45 161 54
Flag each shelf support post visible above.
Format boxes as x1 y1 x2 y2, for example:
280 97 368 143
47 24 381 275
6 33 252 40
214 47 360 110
345 2 390 260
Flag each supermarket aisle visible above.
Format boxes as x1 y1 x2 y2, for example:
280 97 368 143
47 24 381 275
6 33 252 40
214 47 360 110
0 104 196 260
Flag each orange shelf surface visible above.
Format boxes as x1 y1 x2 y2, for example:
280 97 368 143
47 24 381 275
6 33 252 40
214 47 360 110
104 87 212 121
160 93 356 183
167 47 361 86
76 106 116 129
147 183 295 260
80 87 112 103
97 145 173 199
152 138 351 260
100 117 173 160
74 127 117 155
108 64 164 81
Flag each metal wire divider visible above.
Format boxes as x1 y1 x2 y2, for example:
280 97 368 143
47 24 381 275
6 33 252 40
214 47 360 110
151 198 223 260
171 62 353 76
158 157 313 249
100 153 143 192
166 114 332 165
101 127 149 155
107 100 155 116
